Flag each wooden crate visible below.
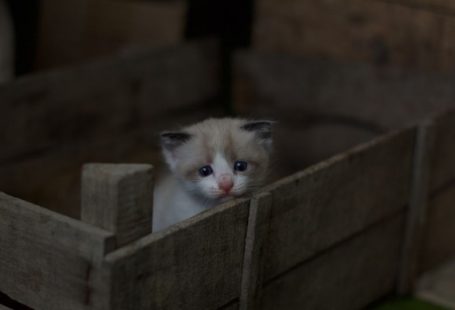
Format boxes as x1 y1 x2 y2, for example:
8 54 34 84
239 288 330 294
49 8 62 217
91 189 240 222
0 124 420 309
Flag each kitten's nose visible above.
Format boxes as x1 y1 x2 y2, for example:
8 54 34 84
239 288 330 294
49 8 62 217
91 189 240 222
218 175 234 193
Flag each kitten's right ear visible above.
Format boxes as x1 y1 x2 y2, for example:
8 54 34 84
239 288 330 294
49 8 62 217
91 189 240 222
160 131 191 170
160 132 192 151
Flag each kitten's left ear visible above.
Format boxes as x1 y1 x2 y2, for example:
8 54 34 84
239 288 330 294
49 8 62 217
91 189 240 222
241 120 275 151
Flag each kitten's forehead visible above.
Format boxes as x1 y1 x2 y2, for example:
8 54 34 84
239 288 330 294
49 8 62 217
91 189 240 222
184 118 254 161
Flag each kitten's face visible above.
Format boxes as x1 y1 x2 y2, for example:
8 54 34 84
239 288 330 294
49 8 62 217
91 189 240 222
161 118 273 203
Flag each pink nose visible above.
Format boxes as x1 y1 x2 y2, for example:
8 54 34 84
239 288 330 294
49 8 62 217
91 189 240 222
218 175 234 193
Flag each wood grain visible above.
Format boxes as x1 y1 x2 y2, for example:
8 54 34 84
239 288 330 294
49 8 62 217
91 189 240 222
101 199 250 310
261 128 414 280
260 214 405 310
81 163 154 247
0 193 114 310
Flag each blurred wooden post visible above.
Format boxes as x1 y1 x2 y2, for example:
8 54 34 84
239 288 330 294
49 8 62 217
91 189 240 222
240 192 272 310
81 163 154 247
398 120 434 294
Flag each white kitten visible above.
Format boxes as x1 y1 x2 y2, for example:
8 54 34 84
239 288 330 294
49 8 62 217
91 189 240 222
153 118 273 232
0 0 14 83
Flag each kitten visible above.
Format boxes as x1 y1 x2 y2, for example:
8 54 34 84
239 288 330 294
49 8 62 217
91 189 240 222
152 118 274 232
0 0 14 83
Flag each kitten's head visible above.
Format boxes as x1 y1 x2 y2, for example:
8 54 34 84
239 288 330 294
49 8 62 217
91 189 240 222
160 118 274 203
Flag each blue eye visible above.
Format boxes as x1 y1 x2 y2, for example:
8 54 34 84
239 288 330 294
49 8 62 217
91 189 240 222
234 160 248 172
198 165 213 177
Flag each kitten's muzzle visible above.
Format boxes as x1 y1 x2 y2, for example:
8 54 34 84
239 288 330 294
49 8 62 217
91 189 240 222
218 174 234 194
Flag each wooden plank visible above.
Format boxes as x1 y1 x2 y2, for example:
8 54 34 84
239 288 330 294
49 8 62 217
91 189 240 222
0 40 220 163
81 164 154 247
261 128 415 280
240 193 272 310
101 199 250 310
420 185 455 273
253 0 454 70
417 259 455 309
260 214 405 310
0 193 115 310
429 110 455 191
398 120 434 293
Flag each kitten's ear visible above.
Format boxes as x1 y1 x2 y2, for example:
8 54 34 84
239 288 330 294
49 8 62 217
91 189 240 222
160 132 191 150
160 131 192 170
241 120 275 151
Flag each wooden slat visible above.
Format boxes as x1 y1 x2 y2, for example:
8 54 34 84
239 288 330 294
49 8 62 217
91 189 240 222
0 193 115 310
81 164 154 247
101 199 250 310
260 214 405 310
261 128 415 280
253 0 455 70
398 120 434 293
0 40 220 163
240 193 272 310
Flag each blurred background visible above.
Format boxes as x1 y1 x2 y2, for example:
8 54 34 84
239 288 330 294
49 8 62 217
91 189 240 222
1 0 455 309
1 0 455 217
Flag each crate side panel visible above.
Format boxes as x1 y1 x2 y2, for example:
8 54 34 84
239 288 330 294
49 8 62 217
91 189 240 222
0 193 113 310
104 200 250 310
262 128 414 279
261 214 405 310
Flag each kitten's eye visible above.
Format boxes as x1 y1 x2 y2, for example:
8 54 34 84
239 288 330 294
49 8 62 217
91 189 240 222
234 160 248 172
198 165 213 177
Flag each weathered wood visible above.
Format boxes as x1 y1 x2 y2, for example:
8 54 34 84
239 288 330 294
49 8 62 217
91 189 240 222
81 163 153 247
417 259 455 309
0 40 220 163
261 128 415 280
0 193 115 310
253 0 455 70
240 192 272 310
260 214 405 310
398 120 434 293
421 185 455 273
102 198 250 310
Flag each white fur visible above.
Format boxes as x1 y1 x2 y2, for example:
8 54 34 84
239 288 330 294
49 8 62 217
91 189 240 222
153 174 214 231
